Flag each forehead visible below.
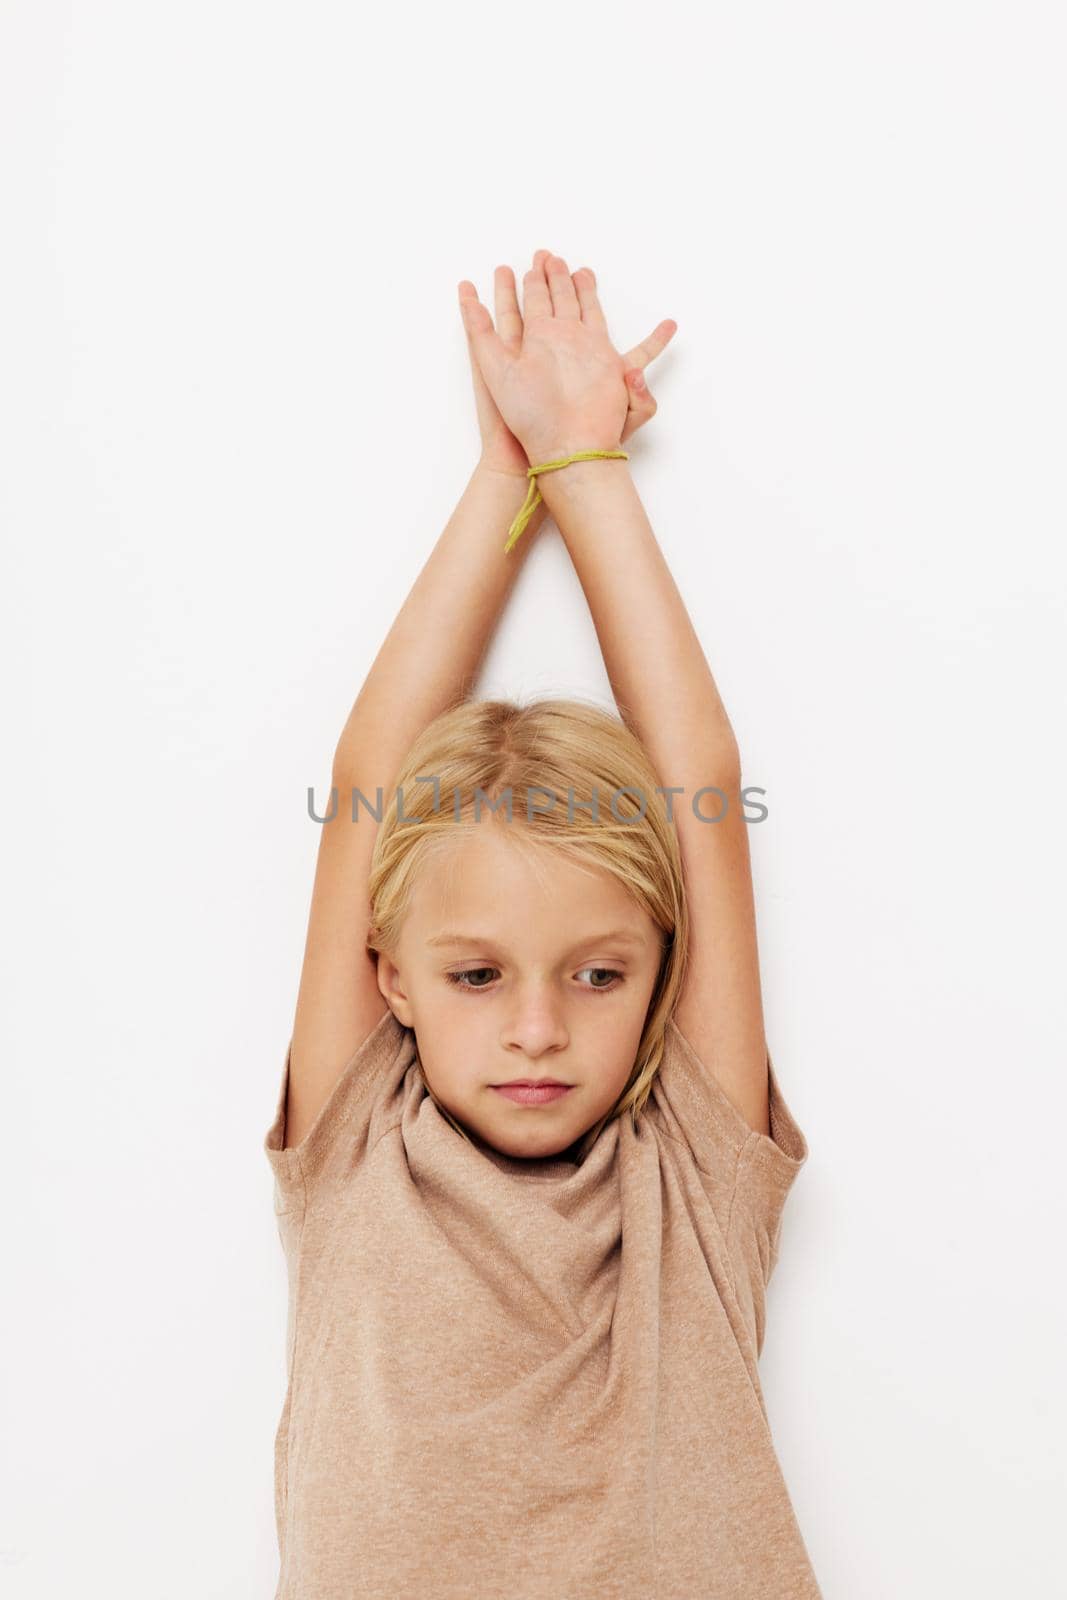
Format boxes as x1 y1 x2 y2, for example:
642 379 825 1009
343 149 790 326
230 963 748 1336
407 828 651 937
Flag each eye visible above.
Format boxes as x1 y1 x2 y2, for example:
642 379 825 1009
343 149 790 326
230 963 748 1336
577 967 624 994
445 967 498 991
444 966 624 995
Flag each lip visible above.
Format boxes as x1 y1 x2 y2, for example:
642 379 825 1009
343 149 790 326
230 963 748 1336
491 1083 574 1106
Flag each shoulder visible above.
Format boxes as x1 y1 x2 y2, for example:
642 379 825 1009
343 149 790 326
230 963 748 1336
264 1007 416 1205
650 1017 809 1194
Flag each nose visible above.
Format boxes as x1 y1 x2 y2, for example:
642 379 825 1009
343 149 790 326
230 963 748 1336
500 988 569 1057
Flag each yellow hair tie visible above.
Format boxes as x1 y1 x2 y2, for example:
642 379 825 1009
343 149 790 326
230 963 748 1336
503 448 630 554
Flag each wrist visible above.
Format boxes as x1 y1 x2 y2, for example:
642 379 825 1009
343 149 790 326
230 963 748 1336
474 454 531 486
522 437 623 467
472 457 550 551
534 452 633 505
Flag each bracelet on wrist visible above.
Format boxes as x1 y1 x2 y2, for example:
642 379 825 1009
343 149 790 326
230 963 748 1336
503 448 629 555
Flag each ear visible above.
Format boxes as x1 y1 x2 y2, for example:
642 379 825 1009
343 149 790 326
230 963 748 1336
376 955 414 1027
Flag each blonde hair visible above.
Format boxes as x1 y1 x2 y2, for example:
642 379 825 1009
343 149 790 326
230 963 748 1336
365 697 690 1162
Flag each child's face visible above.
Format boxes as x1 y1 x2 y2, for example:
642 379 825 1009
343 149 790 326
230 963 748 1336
376 826 665 1161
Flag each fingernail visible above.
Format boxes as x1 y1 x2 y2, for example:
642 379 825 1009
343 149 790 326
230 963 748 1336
630 371 646 392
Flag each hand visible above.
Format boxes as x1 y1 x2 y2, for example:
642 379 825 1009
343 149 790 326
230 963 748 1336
460 265 531 480
459 250 676 469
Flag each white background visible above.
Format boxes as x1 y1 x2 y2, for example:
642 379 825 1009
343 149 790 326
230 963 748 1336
2 2 1064 1595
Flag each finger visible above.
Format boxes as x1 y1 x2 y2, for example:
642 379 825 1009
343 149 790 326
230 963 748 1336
571 266 608 331
622 318 678 374
545 253 581 319
458 281 496 336
458 284 491 385
522 258 553 322
493 265 523 350
626 368 657 405
620 368 658 442
458 282 509 384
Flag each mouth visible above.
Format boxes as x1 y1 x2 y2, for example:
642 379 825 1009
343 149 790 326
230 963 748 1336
490 1082 574 1107
493 1079 570 1089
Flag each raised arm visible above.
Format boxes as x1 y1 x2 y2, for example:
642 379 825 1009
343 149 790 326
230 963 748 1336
463 252 770 1137
286 462 548 1148
284 258 665 1150
538 453 770 1138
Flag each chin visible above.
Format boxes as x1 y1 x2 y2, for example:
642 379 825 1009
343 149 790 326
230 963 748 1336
491 1124 582 1162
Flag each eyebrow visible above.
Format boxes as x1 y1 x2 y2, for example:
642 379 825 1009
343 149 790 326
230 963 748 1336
426 928 647 953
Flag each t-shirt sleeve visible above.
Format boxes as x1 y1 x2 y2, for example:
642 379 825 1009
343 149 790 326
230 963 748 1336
653 1017 810 1353
262 1005 413 1216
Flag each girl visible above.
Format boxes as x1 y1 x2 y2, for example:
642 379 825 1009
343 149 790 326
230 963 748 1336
263 251 821 1598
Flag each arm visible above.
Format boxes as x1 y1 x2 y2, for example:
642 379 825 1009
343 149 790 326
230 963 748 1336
285 463 549 1150
464 250 770 1137
538 456 770 1138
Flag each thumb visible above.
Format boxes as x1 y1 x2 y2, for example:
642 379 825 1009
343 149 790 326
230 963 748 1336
457 285 510 390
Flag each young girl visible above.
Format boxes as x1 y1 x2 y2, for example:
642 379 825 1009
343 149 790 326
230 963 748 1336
263 250 821 1598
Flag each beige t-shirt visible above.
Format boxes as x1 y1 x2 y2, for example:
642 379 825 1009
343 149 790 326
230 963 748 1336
263 1007 821 1598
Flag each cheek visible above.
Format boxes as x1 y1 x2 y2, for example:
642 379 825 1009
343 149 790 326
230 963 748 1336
417 1043 471 1105
598 1035 645 1102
